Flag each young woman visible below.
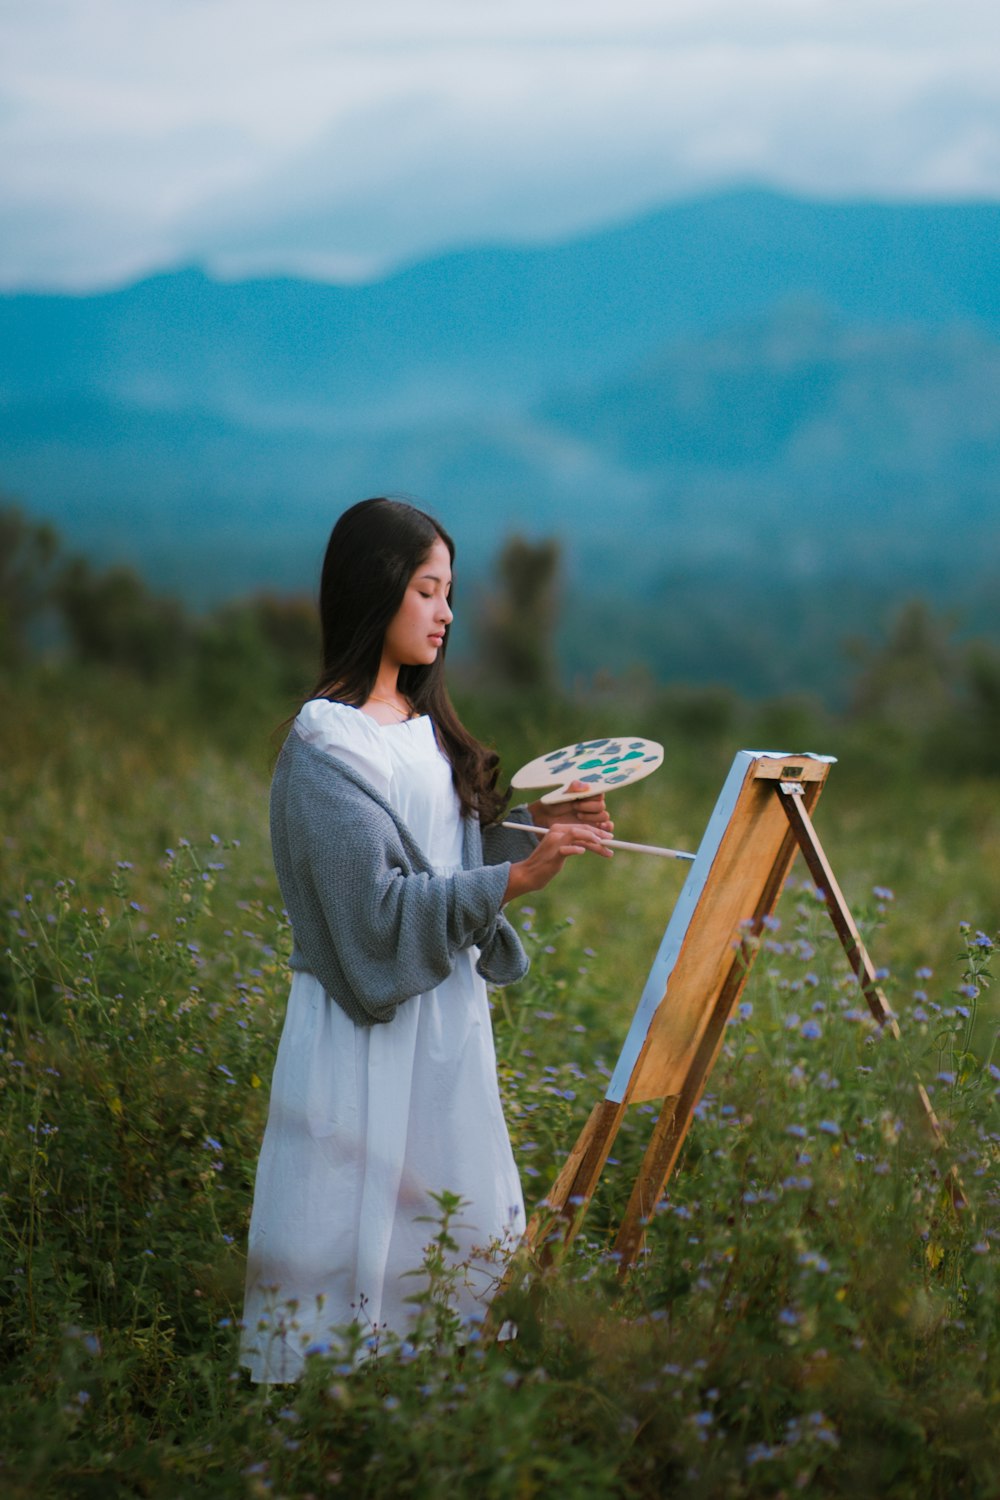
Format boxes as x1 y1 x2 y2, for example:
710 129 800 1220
240 497 613 1380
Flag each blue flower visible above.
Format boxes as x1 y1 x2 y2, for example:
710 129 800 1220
747 1443 777 1466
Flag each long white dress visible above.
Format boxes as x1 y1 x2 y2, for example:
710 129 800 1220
240 700 525 1381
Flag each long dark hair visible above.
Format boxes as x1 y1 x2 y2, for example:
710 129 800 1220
305 497 507 824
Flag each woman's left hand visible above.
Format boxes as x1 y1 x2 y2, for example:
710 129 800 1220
528 781 614 836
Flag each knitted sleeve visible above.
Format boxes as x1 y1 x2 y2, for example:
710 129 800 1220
289 770 526 1022
482 803 536 865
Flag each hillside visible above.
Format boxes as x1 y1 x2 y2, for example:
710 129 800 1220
1 188 998 695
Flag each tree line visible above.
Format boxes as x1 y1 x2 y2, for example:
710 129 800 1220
2 500 997 777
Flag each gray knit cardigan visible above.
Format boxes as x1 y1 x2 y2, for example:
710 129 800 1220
269 724 536 1026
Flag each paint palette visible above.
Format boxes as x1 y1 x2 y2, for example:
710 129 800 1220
511 736 664 804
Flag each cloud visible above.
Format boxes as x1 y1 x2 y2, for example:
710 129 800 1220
1 0 999 288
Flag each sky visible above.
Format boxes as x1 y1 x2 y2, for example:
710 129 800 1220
2 0 999 291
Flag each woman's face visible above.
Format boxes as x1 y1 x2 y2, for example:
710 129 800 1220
381 536 454 671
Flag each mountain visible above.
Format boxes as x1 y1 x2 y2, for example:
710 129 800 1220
3 189 1000 425
1 188 999 695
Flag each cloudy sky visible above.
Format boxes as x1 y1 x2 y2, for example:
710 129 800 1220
2 0 999 291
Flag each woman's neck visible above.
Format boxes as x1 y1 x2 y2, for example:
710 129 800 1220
372 665 401 702
362 666 413 724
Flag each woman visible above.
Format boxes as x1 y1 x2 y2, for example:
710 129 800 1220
240 497 613 1381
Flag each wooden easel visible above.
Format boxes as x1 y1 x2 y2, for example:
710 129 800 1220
518 750 958 1279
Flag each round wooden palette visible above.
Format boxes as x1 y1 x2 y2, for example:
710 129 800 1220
511 736 664 804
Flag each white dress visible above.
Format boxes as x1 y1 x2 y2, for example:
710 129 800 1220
240 700 525 1381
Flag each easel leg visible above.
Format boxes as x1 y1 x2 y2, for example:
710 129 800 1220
614 937 763 1271
613 1095 684 1272
484 1098 628 1336
777 782 897 1032
523 1098 628 1261
777 783 965 1206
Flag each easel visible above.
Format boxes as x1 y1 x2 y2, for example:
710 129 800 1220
517 750 959 1279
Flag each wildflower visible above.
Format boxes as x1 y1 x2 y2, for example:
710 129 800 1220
873 886 894 901
818 1120 840 1136
959 984 979 1000
801 1020 822 1040
747 1443 777 1466
778 1308 799 1326
916 966 933 980
973 932 993 951
786 1124 808 1139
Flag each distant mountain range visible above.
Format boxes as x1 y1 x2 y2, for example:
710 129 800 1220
1 188 998 695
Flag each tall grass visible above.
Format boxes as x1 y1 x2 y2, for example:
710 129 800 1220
1 666 997 1496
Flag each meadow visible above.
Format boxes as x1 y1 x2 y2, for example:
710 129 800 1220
0 658 997 1498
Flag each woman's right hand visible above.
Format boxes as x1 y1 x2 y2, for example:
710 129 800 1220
503 823 613 904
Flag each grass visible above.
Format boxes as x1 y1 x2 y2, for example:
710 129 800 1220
0 664 997 1497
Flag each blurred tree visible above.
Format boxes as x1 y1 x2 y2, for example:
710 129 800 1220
477 535 560 692
947 640 1000 776
847 598 1000 775
0 503 60 667
191 594 319 720
848 599 958 733
56 557 191 678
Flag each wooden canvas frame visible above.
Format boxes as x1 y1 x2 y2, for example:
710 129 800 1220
518 749 956 1279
